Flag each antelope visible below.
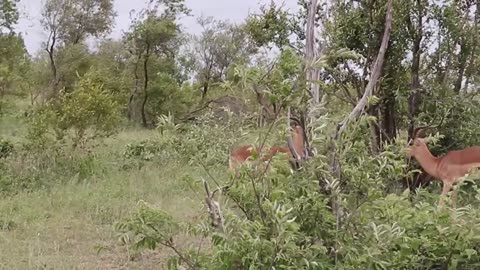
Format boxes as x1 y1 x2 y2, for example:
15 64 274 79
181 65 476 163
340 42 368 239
228 119 308 177
406 118 480 207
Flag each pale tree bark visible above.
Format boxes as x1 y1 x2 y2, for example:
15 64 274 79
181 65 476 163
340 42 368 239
289 0 322 165
329 0 393 264
333 0 393 140
304 0 321 105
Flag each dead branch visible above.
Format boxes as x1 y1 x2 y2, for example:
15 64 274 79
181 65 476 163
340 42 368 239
333 0 394 141
203 179 225 231
328 0 393 265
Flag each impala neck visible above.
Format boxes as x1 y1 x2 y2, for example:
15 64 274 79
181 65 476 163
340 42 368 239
291 128 305 158
413 144 439 179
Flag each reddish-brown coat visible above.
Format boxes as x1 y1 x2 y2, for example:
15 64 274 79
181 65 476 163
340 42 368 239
229 125 306 176
407 137 480 206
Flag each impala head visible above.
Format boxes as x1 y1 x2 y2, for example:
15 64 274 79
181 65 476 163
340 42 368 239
406 109 449 158
407 137 428 158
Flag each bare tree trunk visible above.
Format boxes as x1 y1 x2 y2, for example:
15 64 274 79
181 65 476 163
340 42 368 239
464 0 479 92
304 0 321 105
201 63 213 101
128 53 143 120
333 0 393 139
330 0 393 242
294 0 322 165
46 30 58 97
141 44 151 128
407 1 423 140
454 41 468 93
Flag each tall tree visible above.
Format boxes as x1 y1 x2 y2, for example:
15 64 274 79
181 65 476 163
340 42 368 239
40 0 115 93
0 0 29 100
191 16 256 100
125 0 189 127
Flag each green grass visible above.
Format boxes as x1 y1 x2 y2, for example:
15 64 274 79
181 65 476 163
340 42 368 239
0 109 214 269
0 97 29 143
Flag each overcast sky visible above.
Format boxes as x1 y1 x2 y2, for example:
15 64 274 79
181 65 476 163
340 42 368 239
16 0 298 54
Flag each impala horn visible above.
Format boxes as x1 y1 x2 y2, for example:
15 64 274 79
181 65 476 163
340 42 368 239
410 107 451 143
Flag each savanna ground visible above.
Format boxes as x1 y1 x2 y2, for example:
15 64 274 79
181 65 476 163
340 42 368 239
0 96 212 269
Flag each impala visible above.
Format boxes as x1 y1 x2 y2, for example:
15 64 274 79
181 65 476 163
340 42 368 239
228 119 307 177
406 120 480 207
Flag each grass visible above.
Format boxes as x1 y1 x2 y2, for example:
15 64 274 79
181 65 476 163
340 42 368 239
0 100 217 269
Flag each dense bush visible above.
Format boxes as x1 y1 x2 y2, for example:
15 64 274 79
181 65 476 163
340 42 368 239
25 71 122 148
113 112 480 269
0 138 13 159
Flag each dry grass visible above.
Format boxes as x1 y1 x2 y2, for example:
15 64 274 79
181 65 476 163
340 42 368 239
0 121 214 269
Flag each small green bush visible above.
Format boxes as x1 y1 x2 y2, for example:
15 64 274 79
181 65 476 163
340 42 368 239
0 138 13 159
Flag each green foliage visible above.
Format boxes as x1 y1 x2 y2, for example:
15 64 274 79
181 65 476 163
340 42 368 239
245 1 294 49
0 34 29 96
5 0 480 268
55 43 93 91
0 0 19 33
124 1 189 126
41 0 115 44
147 72 194 117
115 201 180 250
25 71 122 148
0 138 13 159
190 16 256 99
53 72 121 145
91 40 132 107
24 106 57 152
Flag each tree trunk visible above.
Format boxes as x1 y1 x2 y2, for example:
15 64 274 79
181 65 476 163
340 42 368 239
329 0 393 262
402 0 423 141
128 53 143 120
464 1 479 92
405 2 425 191
304 0 321 105
381 93 396 142
408 34 422 140
334 0 393 139
141 44 151 128
201 63 213 101
454 41 468 93
201 82 209 100
46 30 58 96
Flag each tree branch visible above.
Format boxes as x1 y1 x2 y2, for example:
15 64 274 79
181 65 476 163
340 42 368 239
333 0 394 140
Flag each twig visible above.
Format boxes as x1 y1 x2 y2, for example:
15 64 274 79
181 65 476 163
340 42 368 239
203 179 225 231
163 239 198 270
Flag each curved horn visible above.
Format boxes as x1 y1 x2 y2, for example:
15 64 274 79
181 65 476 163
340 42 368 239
289 116 301 127
412 107 450 139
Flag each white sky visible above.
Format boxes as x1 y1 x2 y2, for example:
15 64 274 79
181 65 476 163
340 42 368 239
16 0 299 54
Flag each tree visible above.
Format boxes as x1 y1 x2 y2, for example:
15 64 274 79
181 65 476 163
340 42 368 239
0 0 19 34
191 16 256 100
0 34 29 97
90 39 132 108
40 0 115 93
125 0 189 127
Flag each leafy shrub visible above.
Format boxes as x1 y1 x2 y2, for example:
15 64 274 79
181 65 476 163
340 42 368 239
114 115 480 269
55 73 121 145
0 138 13 159
27 70 122 148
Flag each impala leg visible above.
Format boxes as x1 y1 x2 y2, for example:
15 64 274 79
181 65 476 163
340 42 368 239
439 182 452 208
451 181 461 209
